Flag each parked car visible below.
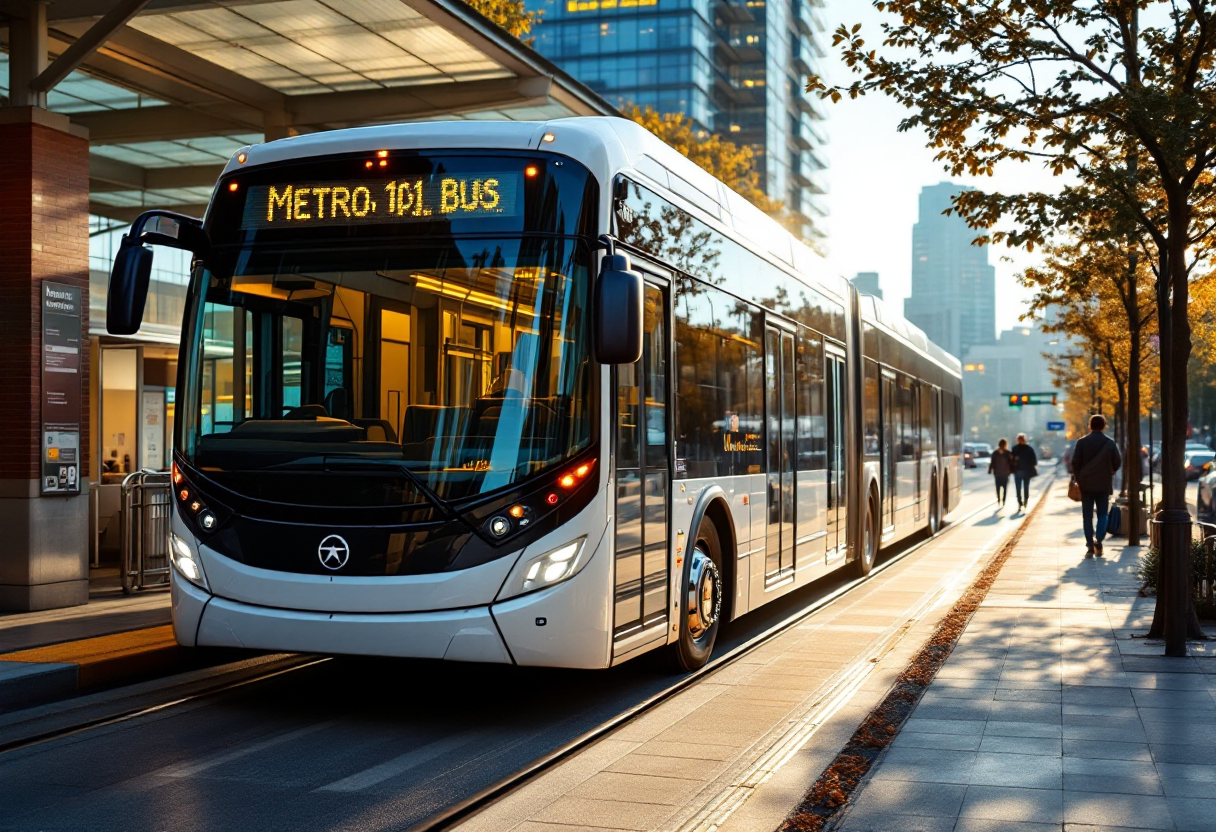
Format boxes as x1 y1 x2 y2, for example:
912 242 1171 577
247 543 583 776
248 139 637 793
963 444 977 469
1185 450 1216 481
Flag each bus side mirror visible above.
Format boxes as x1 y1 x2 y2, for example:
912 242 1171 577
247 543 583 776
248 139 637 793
593 246 643 365
107 240 153 335
107 210 209 336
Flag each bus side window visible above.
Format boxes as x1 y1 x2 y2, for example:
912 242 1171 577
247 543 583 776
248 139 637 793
863 360 880 458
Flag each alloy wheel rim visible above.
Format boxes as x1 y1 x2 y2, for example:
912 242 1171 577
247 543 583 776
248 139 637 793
686 544 721 642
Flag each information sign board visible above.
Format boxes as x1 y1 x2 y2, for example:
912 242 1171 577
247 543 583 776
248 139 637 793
1047 421 1066 431
41 281 82 495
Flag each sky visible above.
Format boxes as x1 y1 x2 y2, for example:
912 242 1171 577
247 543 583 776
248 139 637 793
815 0 1064 335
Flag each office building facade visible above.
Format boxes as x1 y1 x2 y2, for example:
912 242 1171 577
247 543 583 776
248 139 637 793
851 271 882 299
528 0 828 239
903 182 996 358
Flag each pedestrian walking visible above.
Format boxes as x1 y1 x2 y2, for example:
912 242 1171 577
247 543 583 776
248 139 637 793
1071 414 1122 558
988 438 1014 507
1010 433 1038 511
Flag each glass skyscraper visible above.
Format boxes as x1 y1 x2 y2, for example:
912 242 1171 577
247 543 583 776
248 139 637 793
528 0 828 240
903 182 997 359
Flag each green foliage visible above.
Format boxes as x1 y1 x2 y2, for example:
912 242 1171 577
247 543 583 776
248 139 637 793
1139 546 1162 591
461 0 540 43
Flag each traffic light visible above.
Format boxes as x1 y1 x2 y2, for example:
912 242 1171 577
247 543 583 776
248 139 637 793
1005 392 1058 407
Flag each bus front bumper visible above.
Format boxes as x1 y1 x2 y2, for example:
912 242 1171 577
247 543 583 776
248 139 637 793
169 550 614 669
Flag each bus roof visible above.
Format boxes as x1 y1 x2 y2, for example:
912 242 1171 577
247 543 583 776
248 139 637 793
222 117 956 370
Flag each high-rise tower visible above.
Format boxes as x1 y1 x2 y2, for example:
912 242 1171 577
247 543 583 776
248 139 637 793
528 0 828 241
903 182 996 358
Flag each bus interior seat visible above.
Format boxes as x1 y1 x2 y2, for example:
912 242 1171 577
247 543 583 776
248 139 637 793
283 403 328 420
354 419 398 443
324 387 350 420
400 405 471 445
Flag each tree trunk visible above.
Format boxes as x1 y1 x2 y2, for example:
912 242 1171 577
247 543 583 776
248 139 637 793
1148 210 1203 651
1127 310 1143 546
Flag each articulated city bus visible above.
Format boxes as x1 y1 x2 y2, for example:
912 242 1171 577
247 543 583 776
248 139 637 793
107 118 962 671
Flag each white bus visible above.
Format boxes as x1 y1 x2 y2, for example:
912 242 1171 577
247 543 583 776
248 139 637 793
107 117 962 671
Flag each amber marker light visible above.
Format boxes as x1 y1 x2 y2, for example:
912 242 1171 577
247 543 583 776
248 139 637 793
172 463 182 485
179 489 189 502
228 181 239 192
237 152 247 164
377 150 388 158
365 160 374 169
542 132 556 143
378 159 388 167
525 165 539 177
575 463 591 478
190 501 201 512
559 474 576 489
509 505 525 519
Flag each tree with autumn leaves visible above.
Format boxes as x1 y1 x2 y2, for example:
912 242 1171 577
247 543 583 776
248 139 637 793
810 1 1216 656
462 0 540 43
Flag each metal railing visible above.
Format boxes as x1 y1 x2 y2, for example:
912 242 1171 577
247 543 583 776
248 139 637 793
120 469 173 594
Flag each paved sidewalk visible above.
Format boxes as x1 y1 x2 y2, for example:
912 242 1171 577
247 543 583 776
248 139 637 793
454 490 1022 832
836 478 1216 832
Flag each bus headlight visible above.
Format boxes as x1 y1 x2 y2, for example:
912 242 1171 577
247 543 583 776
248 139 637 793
169 533 210 591
500 537 587 599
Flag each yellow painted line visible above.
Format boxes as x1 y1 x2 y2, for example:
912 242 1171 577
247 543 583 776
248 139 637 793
0 625 182 688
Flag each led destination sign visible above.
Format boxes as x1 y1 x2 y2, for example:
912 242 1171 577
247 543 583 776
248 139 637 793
240 173 522 230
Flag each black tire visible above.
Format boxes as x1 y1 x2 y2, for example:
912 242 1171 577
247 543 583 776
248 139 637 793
669 521 724 672
853 487 879 578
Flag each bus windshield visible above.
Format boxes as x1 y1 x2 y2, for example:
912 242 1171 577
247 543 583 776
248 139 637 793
179 236 594 504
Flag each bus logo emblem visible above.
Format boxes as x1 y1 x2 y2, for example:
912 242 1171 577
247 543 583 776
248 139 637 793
318 535 350 570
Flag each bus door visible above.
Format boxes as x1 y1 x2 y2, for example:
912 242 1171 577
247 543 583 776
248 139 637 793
825 346 848 566
881 369 896 534
764 320 796 586
613 280 671 646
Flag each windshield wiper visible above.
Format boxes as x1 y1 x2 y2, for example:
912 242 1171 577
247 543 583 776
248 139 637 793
266 456 466 523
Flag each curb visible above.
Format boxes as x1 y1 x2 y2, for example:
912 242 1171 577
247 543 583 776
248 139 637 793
0 625 186 712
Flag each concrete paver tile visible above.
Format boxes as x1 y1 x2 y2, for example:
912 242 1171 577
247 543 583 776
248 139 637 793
568 771 701 806
1063 791 1173 829
631 740 737 761
1062 774 1163 795
1061 739 1152 761
969 752 1062 789
890 731 983 752
953 820 1063 832
836 810 957 832
902 718 987 736
985 720 1064 739
959 785 1064 823
1062 723 1146 742
978 735 1061 756
1062 757 1159 778
849 778 967 817
1168 797 1216 832
1155 763 1216 783
604 754 717 781
533 796 673 831
1151 744 1216 765
872 747 977 784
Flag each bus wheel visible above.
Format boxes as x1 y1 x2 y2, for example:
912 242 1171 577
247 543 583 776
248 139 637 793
928 480 941 535
670 522 723 672
854 488 878 578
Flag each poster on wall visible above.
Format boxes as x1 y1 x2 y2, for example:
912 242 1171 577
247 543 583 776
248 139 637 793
142 390 165 471
41 281 83 495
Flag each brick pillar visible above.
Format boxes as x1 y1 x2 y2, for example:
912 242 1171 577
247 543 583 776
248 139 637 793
0 107 91 611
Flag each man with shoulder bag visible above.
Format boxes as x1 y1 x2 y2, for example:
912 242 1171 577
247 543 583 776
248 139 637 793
1070 414 1122 558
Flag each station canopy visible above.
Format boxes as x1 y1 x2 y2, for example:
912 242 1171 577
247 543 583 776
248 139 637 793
0 0 614 223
